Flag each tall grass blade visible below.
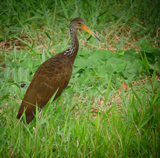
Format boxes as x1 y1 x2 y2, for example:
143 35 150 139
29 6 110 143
141 51 150 75
60 0 68 18
105 74 112 104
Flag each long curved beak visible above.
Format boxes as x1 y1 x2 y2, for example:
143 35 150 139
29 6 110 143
82 25 100 41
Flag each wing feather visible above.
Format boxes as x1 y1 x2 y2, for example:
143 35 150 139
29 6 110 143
17 56 72 123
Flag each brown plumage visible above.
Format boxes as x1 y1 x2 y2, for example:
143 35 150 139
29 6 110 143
17 17 100 124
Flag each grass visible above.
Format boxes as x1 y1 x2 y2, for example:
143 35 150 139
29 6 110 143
0 0 160 157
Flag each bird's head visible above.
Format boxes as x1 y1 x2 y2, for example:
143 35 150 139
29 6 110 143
70 17 100 41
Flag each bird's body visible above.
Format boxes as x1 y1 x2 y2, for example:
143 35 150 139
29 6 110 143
17 17 100 124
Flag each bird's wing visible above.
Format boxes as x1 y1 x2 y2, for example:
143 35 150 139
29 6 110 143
17 57 72 123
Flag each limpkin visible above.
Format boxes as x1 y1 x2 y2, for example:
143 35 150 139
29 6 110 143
17 17 100 124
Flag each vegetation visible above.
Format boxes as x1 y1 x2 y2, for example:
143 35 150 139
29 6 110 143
0 0 160 157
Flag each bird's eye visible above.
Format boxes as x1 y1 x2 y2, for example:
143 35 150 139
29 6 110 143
78 22 81 25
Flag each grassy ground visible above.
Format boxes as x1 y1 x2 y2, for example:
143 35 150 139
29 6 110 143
0 0 160 157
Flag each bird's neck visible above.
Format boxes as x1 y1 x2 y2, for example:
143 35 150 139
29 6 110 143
63 27 79 65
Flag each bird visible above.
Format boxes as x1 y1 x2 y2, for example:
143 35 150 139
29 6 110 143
17 17 100 124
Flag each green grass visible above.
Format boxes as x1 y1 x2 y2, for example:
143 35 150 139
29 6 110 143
0 0 160 157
